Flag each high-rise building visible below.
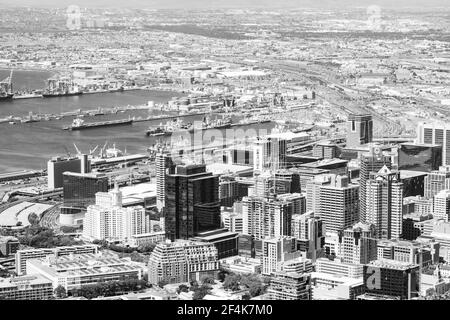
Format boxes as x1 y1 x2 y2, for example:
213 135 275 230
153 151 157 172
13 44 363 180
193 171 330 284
261 236 300 275
148 240 219 285
267 272 311 300
347 114 373 148
253 136 287 173
337 222 377 265
221 203 243 233
319 175 359 233
82 185 147 242
359 147 392 223
424 166 450 199
366 166 403 239
417 122 450 166
362 259 420 300
165 164 221 241
242 195 298 240
156 152 174 212
434 189 450 222
291 211 324 262
47 155 85 190
219 175 240 207
190 228 239 259
398 143 442 172
376 239 440 266
306 174 330 214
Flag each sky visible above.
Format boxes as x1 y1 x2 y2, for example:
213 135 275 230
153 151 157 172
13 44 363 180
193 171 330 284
0 0 449 9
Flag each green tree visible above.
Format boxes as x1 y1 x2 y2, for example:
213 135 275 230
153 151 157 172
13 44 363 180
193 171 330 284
201 275 215 285
54 285 67 299
192 284 211 300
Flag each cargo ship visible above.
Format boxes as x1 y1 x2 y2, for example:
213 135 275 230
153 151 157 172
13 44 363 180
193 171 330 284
188 116 232 133
63 117 133 131
146 118 191 137
0 70 13 101
43 78 83 98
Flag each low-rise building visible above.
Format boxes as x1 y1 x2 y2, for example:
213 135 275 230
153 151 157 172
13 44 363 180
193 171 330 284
0 275 53 300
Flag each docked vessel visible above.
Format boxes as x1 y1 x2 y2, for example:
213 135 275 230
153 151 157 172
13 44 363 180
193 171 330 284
146 118 191 137
13 91 43 99
0 70 14 101
188 116 232 132
63 117 133 131
43 78 83 98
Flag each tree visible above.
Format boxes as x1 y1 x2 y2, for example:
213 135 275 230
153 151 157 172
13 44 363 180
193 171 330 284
177 284 189 294
223 274 241 292
218 267 230 282
242 293 251 300
137 242 157 253
158 280 169 288
28 212 39 225
54 285 67 299
201 275 215 285
192 284 210 300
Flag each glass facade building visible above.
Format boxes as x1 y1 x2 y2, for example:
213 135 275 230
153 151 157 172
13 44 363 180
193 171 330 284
398 143 442 172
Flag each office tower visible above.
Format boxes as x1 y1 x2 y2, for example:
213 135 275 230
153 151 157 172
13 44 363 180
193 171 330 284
47 156 82 189
337 222 377 265
366 166 403 239
400 171 426 198
219 175 240 207
306 174 331 214
362 260 420 300
401 212 433 241
291 211 324 262
261 236 300 275
267 272 311 300
253 136 287 173
60 172 109 226
398 143 442 172
156 152 174 211
417 122 450 166
377 239 440 266
242 196 297 240
273 170 301 194
238 234 256 258
346 114 373 148
434 189 450 222
165 164 221 241
319 175 359 233
359 147 392 223
15 245 98 275
424 166 450 199
82 186 147 242
190 228 239 259
148 240 219 285
313 142 338 159
221 203 243 233
62 172 108 209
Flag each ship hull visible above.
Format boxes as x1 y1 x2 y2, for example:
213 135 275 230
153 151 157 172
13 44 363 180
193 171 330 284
64 119 132 131
43 92 83 98
0 94 14 101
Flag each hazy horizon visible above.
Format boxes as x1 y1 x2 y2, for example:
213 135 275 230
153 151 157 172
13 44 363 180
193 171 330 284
0 0 449 9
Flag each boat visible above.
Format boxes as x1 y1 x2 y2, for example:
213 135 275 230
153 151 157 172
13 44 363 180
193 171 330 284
13 92 43 99
63 117 133 131
146 118 192 137
188 116 232 133
0 70 14 101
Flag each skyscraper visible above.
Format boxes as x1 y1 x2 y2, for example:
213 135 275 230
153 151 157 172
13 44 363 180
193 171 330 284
82 185 147 242
47 156 83 189
359 146 392 223
347 114 373 148
253 136 287 173
424 166 450 199
337 222 377 265
165 164 221 241
156 152 174 212
417 122 450 166
366 166 403 239
261 236 300 275
242 195 297 240
319 175 359 233
291 211 324 262
433 189 450 222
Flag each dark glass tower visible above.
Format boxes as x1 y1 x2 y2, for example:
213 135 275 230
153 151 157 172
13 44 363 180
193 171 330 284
165 164 221 241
